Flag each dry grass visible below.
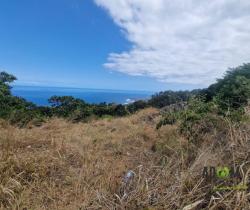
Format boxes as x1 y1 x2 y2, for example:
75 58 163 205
0 108 249 210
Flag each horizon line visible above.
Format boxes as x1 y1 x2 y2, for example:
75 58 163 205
12 84 157 94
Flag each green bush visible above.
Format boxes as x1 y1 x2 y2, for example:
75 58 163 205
127 100 148 113
177 98 225 142
156 112 179 129
69 106 93 123
9 109 44 128
149 90 200 108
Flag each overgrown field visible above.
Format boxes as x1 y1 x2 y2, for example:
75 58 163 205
0 108 249 210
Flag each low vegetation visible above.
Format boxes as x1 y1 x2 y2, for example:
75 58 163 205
0 107 249 209
0 71 195 127
0 63 249 209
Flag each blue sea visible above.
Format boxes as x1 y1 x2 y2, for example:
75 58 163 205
12 86 153 106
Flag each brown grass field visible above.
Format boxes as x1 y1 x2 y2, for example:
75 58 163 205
0 108 249 210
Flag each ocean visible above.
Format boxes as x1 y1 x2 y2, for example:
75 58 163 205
11 86 153 106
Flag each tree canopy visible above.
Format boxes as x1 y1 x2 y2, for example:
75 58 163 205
0 63 249 127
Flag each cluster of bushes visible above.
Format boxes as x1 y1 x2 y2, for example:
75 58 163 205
1 63 249 128
1 65 205 127
48 96 130 121
157 63 250 141
0 72 150 126
0 69 197 127
149 89 200 108
0 72 43 127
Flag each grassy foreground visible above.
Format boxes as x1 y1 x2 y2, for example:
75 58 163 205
0 108 249 210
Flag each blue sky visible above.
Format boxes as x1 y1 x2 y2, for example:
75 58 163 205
0 0 249 91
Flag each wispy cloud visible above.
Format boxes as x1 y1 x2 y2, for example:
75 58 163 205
94 0 250 85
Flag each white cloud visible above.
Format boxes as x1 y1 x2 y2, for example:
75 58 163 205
94 0 250 85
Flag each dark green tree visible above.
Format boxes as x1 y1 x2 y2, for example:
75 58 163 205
0 71 17 96
113 104 128 116
127 100 148 113
203 63 250 109
48 96 89 117
149 90 199 108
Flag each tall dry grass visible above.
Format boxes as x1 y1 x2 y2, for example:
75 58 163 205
0 108 249 209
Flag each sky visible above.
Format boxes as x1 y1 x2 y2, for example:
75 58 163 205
0 0 250 91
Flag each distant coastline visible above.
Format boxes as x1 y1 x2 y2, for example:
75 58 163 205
11 85 153 106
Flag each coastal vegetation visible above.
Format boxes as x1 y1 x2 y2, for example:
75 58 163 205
1 63 250 127
0 63 249 209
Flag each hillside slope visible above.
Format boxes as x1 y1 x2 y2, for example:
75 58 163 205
0 108 249 210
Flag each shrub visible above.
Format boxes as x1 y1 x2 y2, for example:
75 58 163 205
156 112 179 129
113 104 128 116
127 100 148 113
9 109 43 128
149 90 200 108
69 106 93 123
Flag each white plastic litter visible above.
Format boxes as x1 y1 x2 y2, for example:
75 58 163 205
123 170 135 183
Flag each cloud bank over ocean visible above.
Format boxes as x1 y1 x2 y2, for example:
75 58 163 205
94 0 250 85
